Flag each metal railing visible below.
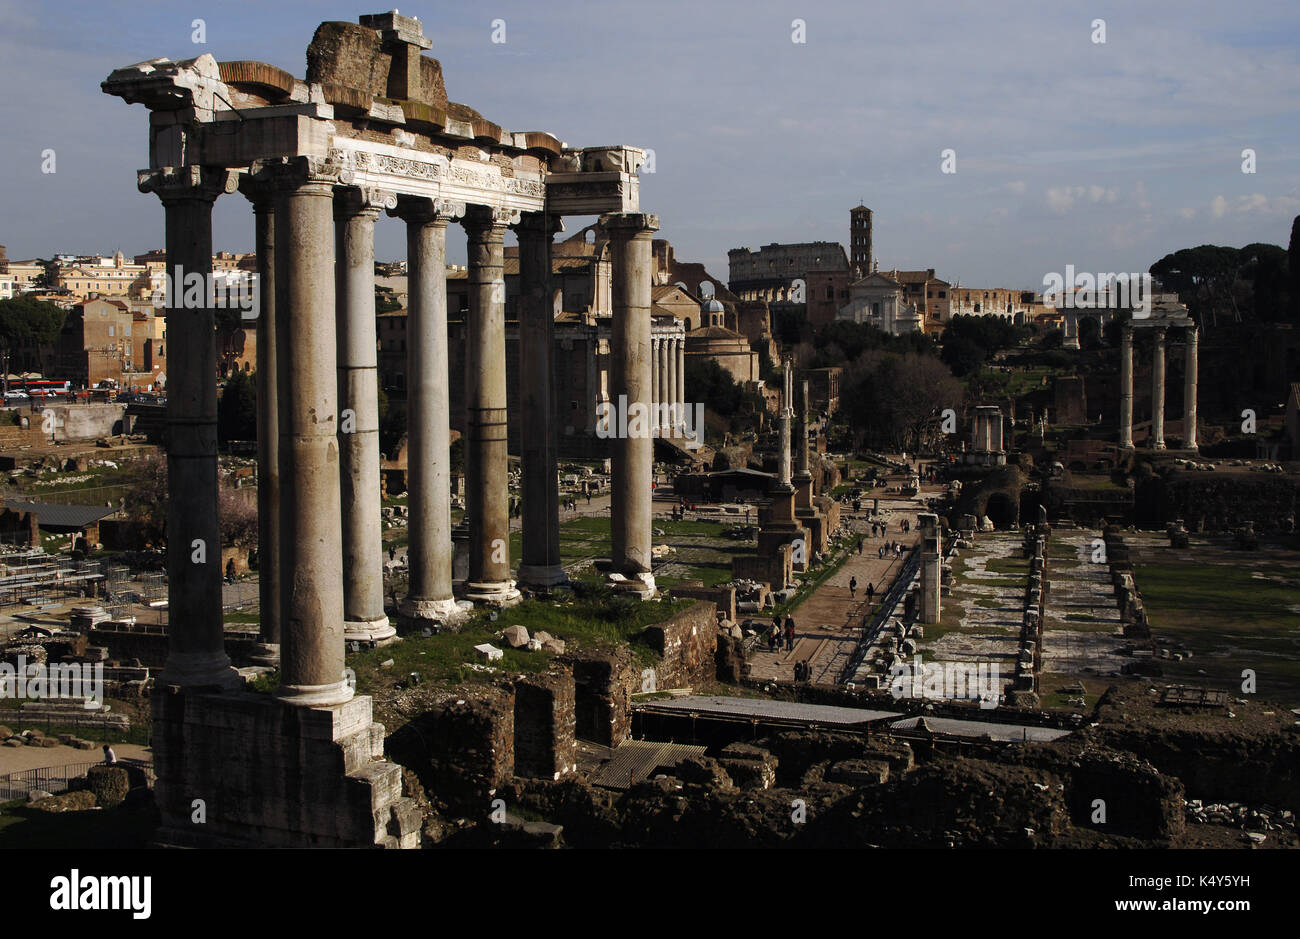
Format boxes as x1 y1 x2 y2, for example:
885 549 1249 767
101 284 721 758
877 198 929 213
838 544 921 684
0 757 153 802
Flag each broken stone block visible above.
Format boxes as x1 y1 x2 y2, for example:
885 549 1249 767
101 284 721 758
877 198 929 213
532 631 554 644
502 625 530 648
473 643 504 662
541 639 566 654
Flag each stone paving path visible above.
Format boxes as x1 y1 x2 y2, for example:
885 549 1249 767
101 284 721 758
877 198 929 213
748 480 942 686
0 741 152 775
1041 530 1127 679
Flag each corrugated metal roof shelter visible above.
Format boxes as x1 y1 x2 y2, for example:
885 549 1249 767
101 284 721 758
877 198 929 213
889 715 1072 743
593 740 709 791
637 695 902 728
5 500 117 531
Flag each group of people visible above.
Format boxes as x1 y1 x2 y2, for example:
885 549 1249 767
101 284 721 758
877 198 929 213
768 614 796 653
562 495 589 512
792 659 812 682
878 541 906 560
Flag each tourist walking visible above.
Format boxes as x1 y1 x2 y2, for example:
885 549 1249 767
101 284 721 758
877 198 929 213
867 581 875 603
849 576 857 599
784 618 795 652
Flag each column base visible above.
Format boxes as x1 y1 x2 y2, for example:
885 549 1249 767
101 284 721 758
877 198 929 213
159 651 243 691
463 580 522 607
607 571 656 599
518 563 568 589
344 615 397 646
246 642 281 668
274 678 354 708
398 596 469 631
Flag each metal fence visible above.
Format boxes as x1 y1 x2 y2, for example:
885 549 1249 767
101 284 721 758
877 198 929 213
0 757 153 802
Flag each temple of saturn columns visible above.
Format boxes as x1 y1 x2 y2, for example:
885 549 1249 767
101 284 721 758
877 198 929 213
1117 311 1198 451
102 11 659 847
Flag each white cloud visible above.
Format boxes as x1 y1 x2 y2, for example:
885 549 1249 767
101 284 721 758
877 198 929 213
1046 185 1119 213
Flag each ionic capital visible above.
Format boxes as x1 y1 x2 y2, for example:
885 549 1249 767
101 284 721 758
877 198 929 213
335 186 396 220
462 204 521 239
598 212 659 239
512 211 564 241
250 154 345 197
138 165 239 205
388 195 465 226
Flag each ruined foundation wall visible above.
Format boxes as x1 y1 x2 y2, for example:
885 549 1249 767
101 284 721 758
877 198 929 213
152 689 421 848
513 668 577 780
641 600 718 690
385 686 515 815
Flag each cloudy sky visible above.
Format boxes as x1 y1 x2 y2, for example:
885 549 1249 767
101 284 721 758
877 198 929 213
2 0 1297 291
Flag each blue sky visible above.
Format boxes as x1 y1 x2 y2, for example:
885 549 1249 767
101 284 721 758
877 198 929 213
2 0 1297 291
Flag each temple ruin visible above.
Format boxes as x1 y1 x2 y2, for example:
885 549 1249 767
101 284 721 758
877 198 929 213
102 10 659 847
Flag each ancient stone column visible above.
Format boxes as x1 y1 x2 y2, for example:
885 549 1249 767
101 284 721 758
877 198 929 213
794 377 813 507
335 188 396 645
666 334 678 434
461 206 519 605
390 197 463 627
138 166 240 691
658 333 671 434
1184 325 1198 451
239 175 280 667
1119 324 1134 450
1151 326 1166 450
796 378 811 479
650 335 661 436
515 212 565 588
602 212 659 597
778 360 793 488
271 159 350 707
918 513 941 624
675 337 686 432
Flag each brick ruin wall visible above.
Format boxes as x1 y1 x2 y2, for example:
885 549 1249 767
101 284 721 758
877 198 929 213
640 600 719 690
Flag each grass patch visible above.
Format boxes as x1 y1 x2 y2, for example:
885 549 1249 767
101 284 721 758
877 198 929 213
348 593 692 695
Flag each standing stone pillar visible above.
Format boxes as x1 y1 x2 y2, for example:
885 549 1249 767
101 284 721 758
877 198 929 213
461 206 520 605
658 333 671 434
335 188 396 645
1183 326 1198 451
919 512 941 624
675 338 686 435
138 166 240 691
602 212 659 597
270 159 351 707
390 197 464 627
778 360 793 487
1151 326 1166 450
794 377 813 506
650 336 661 436
239 175 281 666
515 212 565 588
1119 324 1134 450
681 335 691 434
666 334 678 434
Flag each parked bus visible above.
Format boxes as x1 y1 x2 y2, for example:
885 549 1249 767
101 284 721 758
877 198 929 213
13 379 71 398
